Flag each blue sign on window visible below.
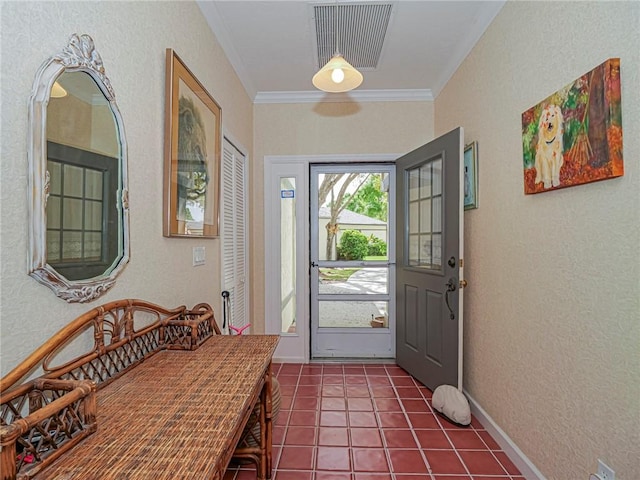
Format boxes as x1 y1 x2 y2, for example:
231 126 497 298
281 190 295 199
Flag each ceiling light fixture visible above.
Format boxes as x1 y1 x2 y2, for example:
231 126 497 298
51 81 68 98
312 2 363 93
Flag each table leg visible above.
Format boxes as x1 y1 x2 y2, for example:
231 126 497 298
265 364 273 479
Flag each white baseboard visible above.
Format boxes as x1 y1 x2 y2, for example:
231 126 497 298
464 390 546 480
273 355 306 364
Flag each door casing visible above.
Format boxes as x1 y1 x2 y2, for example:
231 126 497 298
264 154 397 363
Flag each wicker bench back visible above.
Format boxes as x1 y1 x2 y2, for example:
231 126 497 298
0 299 219 480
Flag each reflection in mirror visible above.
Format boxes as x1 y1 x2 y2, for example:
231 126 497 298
28 34 129 303
46 141 120 281
46 72 120 281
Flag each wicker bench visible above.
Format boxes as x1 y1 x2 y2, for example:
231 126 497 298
0 299 276 480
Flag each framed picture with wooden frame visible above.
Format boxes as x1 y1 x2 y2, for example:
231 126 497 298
464 141 478 210
164 49 221 237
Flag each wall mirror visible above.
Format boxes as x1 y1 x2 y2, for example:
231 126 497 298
28 34 129 303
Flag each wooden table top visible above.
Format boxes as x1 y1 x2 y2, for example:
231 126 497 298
39 335 280 480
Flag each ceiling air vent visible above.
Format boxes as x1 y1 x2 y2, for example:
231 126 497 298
313 3 393 70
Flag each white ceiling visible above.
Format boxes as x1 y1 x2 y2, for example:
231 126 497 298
197 1 505 103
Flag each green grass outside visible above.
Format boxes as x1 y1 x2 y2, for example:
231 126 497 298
320 257 388 282
319 267 360 282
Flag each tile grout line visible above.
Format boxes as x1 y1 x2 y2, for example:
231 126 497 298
271 363 519 480
389 370 436 480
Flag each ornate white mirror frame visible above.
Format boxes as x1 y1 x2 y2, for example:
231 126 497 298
28 34 130 303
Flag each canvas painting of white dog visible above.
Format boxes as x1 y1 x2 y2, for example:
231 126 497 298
534 104 564 189
522 58 623 194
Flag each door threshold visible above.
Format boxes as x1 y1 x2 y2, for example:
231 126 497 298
311 358 396 364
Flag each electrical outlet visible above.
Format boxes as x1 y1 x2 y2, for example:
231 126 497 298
597 459 615 480
192 246 205 266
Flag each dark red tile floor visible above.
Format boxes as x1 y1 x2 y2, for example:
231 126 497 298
225 363 523 480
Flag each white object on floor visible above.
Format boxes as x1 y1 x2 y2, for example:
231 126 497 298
432 384 471 425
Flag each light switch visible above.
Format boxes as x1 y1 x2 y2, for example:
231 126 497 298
193 246 205 266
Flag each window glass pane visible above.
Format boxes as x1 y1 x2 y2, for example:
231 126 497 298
63 164 84 197
280 177 296 334
408 169 420 201
63 198 83 229
432 233 442 267
419 164 431 199
409 202 419 234
61 231 82 261
84 232 102 260
404 156 444 271
319 267 388 295
47 231 60 261
85 169 103 200
420 199 431 234
432 158 442 196
409 234 419 265
84 200 103 230
432 195 442 232
47 196 61 229
49 161 62 195
420 234 432 265
319 300 388 329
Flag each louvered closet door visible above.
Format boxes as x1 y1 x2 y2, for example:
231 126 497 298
221 138 248 331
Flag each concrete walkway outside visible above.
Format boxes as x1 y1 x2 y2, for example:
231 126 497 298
318 267 388 328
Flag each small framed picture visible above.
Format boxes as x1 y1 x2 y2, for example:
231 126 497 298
164 49 222 237
464 142 478 210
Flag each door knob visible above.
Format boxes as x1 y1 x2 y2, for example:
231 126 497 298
459 279 468 288
444 278 456 320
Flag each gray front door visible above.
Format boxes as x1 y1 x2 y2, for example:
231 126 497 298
395 128 464 390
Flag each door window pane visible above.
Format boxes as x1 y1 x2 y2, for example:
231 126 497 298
48 160 106 266
409 235 419 266
409 169 420 201
84 232 102 260
316 172 389 261
47 196 61 229
419 165 432 198
84 200 103 230
85 169 103 200
49 162 61 195
409 202 419 234
319 267 388 295
319 300 388 329
432 159 442 195
61 231 82 260
432 233 442 266
420 234 432 264
47 233 60 261
420 199 431 233
406 154 444 270
63 198 83 229
63 164 84 197
432 196 442 232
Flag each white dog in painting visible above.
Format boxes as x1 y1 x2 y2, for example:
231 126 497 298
534 104 564 188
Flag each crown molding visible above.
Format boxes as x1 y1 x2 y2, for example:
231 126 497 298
254 88 433 104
